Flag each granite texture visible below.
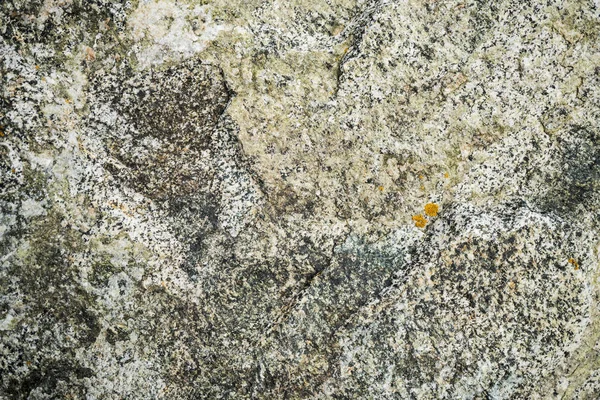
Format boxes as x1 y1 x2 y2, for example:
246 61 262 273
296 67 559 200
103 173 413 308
1 0 600 398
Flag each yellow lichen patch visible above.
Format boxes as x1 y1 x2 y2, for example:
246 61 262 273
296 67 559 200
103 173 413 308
568 258 580 270
378 185 384 191
424 202 439 217
444 172 449 178
412 214 427 228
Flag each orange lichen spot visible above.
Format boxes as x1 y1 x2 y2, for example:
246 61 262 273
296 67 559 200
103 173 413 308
35 65 40 70
412 214 427 228
11 168 15 174
507 281 516 290
65 98 72 104
424 202 439 217
418 175 424 180
420 185 425 191
568 258 580 270
378 185 384 191
444 172 449 178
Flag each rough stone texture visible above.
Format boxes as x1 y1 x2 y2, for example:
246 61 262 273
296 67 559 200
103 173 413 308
1 0 599 398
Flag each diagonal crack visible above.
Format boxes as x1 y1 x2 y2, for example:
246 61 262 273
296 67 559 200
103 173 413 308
264 234 347 335
333 0 390 97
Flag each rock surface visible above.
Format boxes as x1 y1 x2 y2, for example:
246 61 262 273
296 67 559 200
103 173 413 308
1 0 599 398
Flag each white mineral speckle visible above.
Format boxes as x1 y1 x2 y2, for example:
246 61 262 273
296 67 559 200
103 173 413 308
129 1 227 69
19 198 47 219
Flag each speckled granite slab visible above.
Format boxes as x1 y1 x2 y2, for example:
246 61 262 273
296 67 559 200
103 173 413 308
1 0 599 398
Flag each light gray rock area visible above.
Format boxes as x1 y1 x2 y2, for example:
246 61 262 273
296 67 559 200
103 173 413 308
1 0 600 398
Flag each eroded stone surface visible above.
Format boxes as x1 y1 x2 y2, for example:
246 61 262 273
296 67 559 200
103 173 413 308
1 0 599 398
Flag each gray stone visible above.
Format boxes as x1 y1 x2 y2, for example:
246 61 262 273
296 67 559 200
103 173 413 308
1 0 599 398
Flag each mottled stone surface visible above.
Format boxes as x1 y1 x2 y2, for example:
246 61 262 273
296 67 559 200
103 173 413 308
1 0 599 398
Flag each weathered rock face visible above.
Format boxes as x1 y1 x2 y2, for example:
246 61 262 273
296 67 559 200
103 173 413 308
1 0 599 398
